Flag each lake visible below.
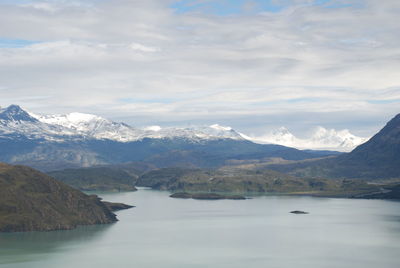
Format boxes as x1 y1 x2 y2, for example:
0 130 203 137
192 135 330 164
1 189 400 268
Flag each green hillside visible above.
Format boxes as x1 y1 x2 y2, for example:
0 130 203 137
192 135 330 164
0 163 132 232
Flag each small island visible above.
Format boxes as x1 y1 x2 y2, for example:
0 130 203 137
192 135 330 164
290 210 309 214
170 192 246 200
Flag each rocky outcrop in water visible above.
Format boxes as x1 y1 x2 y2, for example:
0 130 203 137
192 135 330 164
290 210 309 214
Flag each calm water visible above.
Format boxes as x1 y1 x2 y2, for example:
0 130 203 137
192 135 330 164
1 189 400 268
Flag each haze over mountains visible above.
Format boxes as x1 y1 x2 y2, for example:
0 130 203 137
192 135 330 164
249 126 369 152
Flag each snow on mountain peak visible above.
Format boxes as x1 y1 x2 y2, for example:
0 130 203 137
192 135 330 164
35 112 146 142
309 126 368 150
209 124 232 131
15 107 244 142
192 124 242 140
65 112 102 123
142 124 244 141
272 127 296 139
38 112 104 127
251 126 297 147
0 105 38 123
0 105 370 151
144 125 162 132
248 126 369 152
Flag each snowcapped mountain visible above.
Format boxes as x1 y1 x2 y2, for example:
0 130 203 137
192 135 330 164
156 124 244 141
141 125 244 141
0 105 78 141
0 105 38 122
249 126 369 152
34 112 148 142
0 105 367 151
0 105 244 143
0 105 350 171
309 127 368 151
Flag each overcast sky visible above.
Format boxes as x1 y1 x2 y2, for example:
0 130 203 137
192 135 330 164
0 0 399 137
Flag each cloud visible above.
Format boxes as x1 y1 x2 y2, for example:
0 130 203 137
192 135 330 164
0 0 399 135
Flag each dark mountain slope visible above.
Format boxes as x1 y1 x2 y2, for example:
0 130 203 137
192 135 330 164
0 105 38 122
338 113 400 176
0 163 131 232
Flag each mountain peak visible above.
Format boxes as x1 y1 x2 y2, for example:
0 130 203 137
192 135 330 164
37 112 107 131
248 126 368 152
65 112 103 122
209 124 232 131
272 127 293 136
0 105 38 123
144 125 162 132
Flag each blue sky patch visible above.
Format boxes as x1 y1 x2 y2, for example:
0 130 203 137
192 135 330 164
171 0 361 15
171 0 284 15
0 38 40 48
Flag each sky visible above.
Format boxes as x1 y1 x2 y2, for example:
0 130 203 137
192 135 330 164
0 0 399 137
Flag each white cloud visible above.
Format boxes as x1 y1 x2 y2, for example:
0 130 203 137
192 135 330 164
0 0 399 135
129 42 160 52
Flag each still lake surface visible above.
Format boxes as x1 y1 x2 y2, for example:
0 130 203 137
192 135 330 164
1 189 400 268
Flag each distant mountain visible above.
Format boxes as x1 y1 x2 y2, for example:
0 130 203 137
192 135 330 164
0 163 132 232
0 105 336 171
29 109 245 142
0 105 77 142
1 105 245 143
269 113 400 179
249 126 368 152
0 105 38 122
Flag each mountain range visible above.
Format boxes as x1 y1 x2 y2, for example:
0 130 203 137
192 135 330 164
131 112 400 200
2 104 397 180
249 126 369 152
0 104 366 150
0 104 340 171
23 106 245 143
